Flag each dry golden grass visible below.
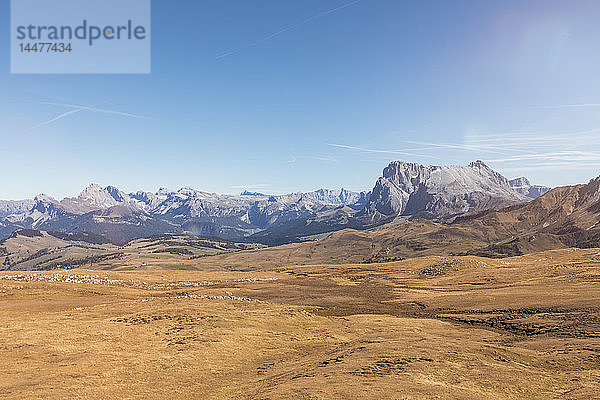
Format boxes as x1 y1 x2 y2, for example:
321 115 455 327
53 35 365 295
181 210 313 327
1 248 599 399
0 233 265 271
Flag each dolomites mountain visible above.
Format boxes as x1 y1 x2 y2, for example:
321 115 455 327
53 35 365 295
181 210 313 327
0 199 35 218
0 185 369 243
509 177 551 199
361 160 532 223
0 161 548 243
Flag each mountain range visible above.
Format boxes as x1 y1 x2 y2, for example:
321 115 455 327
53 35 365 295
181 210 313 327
176 174 600 269
0 161 549 243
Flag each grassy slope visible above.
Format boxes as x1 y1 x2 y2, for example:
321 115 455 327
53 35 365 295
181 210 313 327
0 248 598 399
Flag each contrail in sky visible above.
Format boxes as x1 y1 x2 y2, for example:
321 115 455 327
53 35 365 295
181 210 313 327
327 143 440 159
216 0 362 60
29 108 85 130
37 101 152 120
25 100 152 130
531 103 600 109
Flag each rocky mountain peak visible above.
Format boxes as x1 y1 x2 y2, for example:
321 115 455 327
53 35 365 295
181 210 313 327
468 160 489 168
79 183 103 194
362 160 531 223
157 187 172 196
34 193 57 203
382 161 431 193
509 177 531 187
509 177 550 199
105 186 128 203
78 184 119 208
241 191 265 196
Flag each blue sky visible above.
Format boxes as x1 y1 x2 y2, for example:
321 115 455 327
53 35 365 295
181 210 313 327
3 0 600 199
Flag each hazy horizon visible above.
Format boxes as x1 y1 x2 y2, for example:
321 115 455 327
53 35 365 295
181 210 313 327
0 158 569 201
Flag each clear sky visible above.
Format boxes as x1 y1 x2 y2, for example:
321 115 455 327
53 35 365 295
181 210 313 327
2 0 600 200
